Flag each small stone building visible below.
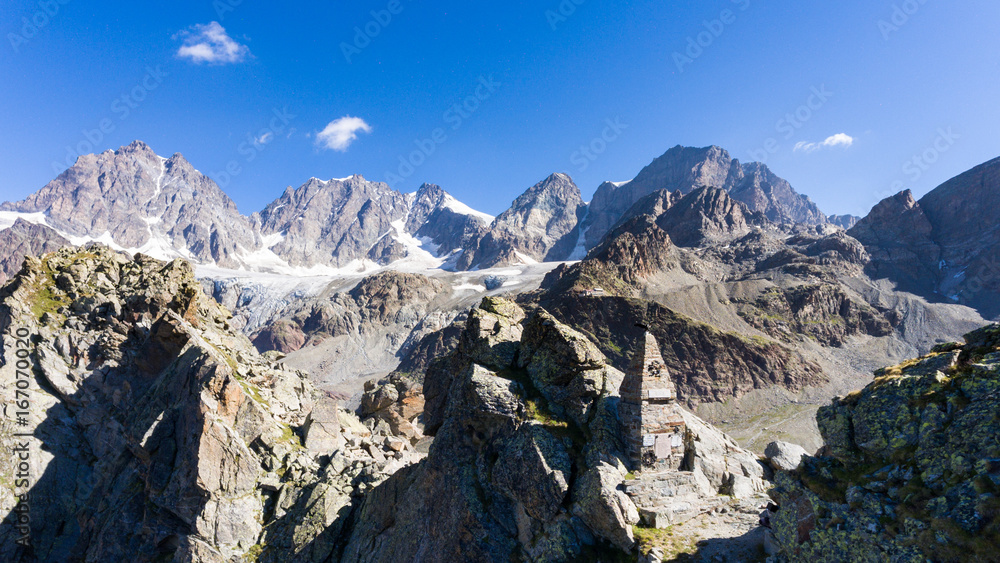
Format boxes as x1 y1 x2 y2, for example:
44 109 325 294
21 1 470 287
619 330 687 473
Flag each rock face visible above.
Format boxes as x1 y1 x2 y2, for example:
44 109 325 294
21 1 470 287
404 183 491 255
849 190 941 295
852 157 1000 319
458 173 586 269
734 283 894 347
1 141 258 268
770 324 1000 562
254 177 489 269
256 175 409 268
730 162 826 227
653 186 757 247
0 219 69 286
0 247 421 562
0 246 308 560
342 297 642 561
584 145 827 248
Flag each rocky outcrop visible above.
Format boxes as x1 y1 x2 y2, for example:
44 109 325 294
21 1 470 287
540 215 683 298
457 173 586 269
734 283 894 347
653 186 757 247
0 219 69 286
343 297 641 561
613 186 759 249
1 140 258 268
0 247 421 562
769 324 1000 561
0 246 308 560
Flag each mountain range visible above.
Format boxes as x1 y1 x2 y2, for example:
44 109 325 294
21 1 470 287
1 141 844 276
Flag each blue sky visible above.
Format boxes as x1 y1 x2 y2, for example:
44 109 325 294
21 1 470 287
1 0 998 218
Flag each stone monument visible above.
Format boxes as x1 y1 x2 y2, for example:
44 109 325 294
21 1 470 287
619 328 687 473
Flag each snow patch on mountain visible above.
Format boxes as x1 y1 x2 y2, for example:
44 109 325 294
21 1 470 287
441 194 495 225
568 206 591 261
0 211 50 231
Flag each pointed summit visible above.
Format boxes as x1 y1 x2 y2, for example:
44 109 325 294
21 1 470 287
456 173 586 269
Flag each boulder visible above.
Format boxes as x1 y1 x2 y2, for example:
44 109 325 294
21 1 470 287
571 461 639 551
303 396 343 454
764 440 808 472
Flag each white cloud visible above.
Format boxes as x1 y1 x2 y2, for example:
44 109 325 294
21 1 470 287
254 131 274 145
794 133 855 153
175 22 250 64
315 117 372 151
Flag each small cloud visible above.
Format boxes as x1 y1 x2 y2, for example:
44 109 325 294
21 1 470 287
254 131 274 145
175 22 250 65
794 133 855 153
315 116 372 152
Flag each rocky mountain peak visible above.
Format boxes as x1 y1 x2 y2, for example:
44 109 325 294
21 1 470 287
516 172 581 206
413 182 446 204
918 156 1000 246
456 173 586 269
731 161 827 225
850 156 1000 318
654 186 754 247
583 145 828 250
848 189 940 294
0 141 257 268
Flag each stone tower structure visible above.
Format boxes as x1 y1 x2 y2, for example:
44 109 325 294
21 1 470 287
619 329 687 473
